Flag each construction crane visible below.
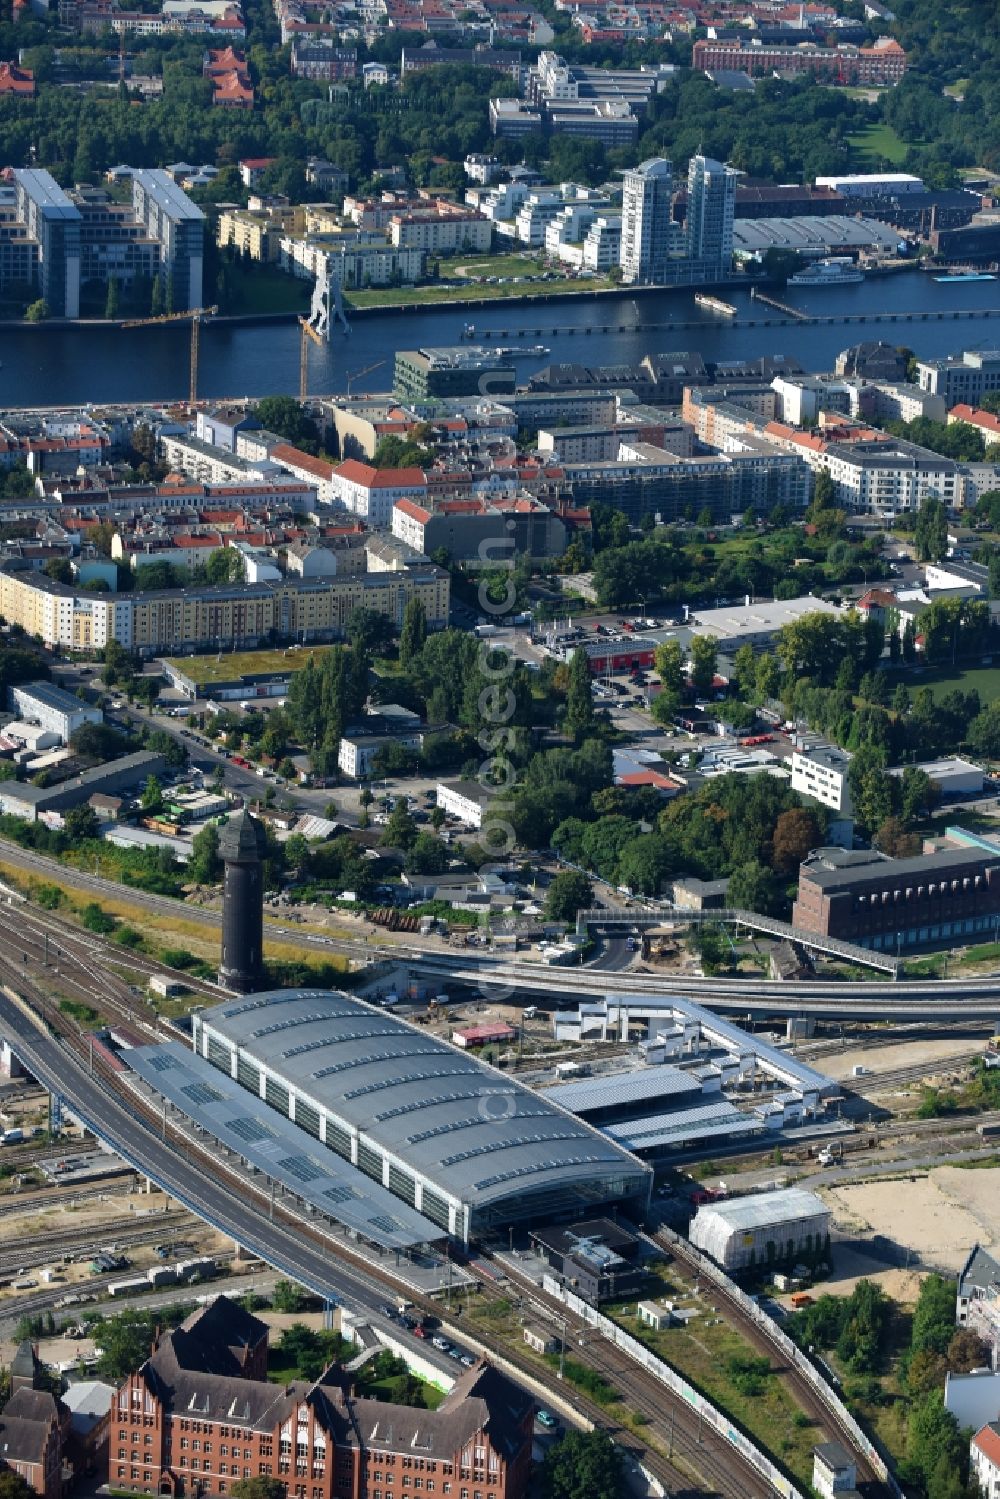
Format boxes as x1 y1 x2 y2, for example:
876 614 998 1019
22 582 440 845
346 360 385 397
298 315 324 403
120 305 218 405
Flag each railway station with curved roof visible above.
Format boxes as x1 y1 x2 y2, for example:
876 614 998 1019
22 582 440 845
192 989 652 1242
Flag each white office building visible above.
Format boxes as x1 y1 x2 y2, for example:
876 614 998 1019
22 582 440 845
620 157 673 284
791 742 854 816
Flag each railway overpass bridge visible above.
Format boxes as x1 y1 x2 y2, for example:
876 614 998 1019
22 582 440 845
574 907 901 976
402 951 1000 1023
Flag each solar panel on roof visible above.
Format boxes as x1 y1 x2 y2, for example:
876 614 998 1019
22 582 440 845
144 1052 172 1071
182 1082 225 1105
229 1116 276 1143
278 1154 323 1183
322 1185 355 1205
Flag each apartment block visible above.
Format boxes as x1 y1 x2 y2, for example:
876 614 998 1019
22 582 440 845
620 157 673 285
392 494 566 562
790 742 853 816
0 547 449 654
131 171 205 309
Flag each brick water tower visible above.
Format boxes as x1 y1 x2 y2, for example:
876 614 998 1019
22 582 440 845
218 807 267 993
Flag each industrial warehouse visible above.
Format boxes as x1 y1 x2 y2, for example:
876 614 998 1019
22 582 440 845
176 989 652 1244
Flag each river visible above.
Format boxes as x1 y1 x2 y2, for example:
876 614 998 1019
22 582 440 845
2 268 1000 408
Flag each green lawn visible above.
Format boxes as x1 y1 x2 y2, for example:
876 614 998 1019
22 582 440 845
161 644 338 685
354 1371 446 1408
886 661 1000 706
440 251 545 281
345 274 616 310
848 122 910 167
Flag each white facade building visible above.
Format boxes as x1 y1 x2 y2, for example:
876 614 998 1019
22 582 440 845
790 743 854 816
971 1424 1000 1499
620 157 673 284
689 1187 831 1271
9 681 102 745
435 778 493 828
686 154 737 271
328 460 427 528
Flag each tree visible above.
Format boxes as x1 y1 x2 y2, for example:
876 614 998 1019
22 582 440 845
203 547 245 584
727 859 781 916
540 1430 623 1499
911 1273 960 1357
405 832 448 874
544 870 592 923
399 597 427 669
347 606 394 658
0 1470 35 1499
372 434 433 469
25 300 50 323
771 807 821 875
189 821 222 884
564 647 595 739
914 495 948 563
254 396 320 450
43 556 73 584
381 798 417 850
141 774 164 813
946 1327 990 1373
104 278 119 320
272 1279 308 1313
654 638 684 720
874 816 919 858
231 1479 288 1499
93 1311 166 1378
689 635 718 696
64 803 100 842
81 902 115 933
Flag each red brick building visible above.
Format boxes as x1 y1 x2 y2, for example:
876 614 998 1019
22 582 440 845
110 1297 533 1499
692 36 907 85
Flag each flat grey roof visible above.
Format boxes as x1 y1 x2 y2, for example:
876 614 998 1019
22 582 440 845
605 1101 760 1150
802 845 999 890
200 990 648 1210
12 680 96 715
691 1186 828 1230
132 169 205 223
542 1066 702 1115
0 750 163 805
127 1042 441 1250
14 169 81 220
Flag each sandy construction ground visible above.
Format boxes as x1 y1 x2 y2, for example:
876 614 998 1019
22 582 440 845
821 1164 1000 1272
819 1037 986 1083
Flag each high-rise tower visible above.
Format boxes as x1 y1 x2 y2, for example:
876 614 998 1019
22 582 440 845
686 155 737 273
619 157 673 285
218 807 267 994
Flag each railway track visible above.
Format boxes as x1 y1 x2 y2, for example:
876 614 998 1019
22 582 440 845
0 878 899 1497
490 1253 786 1498
0 1214 200 1278
848 1051 984 1093
657 1231 891 1497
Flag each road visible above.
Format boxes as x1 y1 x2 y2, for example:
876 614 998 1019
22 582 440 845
3 831 1000 1025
